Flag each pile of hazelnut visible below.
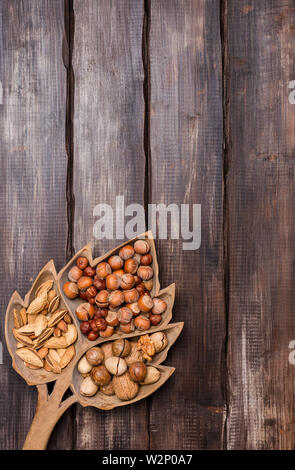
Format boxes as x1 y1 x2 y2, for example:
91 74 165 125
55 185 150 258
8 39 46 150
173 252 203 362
78 332 168 401
62 239 167 341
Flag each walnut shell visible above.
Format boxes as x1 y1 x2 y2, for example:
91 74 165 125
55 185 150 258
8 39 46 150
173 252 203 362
113 372 139 401
125 341 144 365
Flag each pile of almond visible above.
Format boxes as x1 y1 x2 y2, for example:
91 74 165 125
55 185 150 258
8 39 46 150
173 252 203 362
12 280 77 374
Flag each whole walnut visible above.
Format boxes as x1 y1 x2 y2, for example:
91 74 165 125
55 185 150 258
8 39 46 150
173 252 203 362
113 372 139 401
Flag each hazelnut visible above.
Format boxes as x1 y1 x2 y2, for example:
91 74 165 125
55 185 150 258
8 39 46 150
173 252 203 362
109 290 125 308
86 347 104 366
124 258 138 274
128 361 147 382
121 273 135 290
137 265 153 281
77 276 93 291
89 319 98 332
78 356 92 374
143 280 153 291
93 276 106 291
112 338 131 358
96 262 112 279
149 314 162 326
134 239 150 254
123 288 139 304
140 366 161 385
140 254 153 266
87 331 99 341
100 381 115 396
95 290 109 308
108 255 123 271
113 372 139 401
118 307 133 324
95 317 107 331
133 275 141 286
134 315 151 331
119 244 135 260
136 283 146 296
105 357 127 376
99 326 114 338
91 365 111 386
106 310 119 327
84 266 96 277
76 303 95 321
79 291 88 300
80 321 91 335
77 256 89 270
125 302 140 316
150 331 168 353
113 269 125 278
80 376 98 397
152 298 167 314
95 307 108 318
86 285 97 298
68 266 83 282
133 253 142 264
120 321 135 334
87 295 96 305
63 281 79 299
106 273 121 290
138 293 154 313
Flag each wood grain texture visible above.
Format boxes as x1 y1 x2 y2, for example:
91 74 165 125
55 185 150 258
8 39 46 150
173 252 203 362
148 0 225 449
72 0 147 449
226 0 295 449
0 0 69 450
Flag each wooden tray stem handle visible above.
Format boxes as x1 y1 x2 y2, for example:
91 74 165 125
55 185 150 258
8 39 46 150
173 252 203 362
23 383 77 450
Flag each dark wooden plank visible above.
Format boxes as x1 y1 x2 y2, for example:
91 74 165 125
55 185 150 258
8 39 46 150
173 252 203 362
226 0 295 449
149 0 225 449
72 0 147 449
0 0 69 450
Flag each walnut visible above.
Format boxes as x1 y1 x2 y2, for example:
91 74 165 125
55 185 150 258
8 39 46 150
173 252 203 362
137 334 155 361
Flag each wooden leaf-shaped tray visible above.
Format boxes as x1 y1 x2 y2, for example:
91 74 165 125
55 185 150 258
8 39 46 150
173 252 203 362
5 232 183 450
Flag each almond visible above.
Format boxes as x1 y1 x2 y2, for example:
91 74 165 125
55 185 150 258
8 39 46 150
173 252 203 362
48 296 60 313
64 324 77 346
57 320 68 333
16 348 43 368
47 310 67 327
44 336 67 349
37 347 48 359
35 280 53 297
60 345 75 368
27 291 48 315
12 329 34 347
13 308 23 329
20 308 27 325
34 315 47 337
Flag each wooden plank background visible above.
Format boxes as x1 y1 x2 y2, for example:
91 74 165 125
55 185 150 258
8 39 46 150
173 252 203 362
1 0 295 450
